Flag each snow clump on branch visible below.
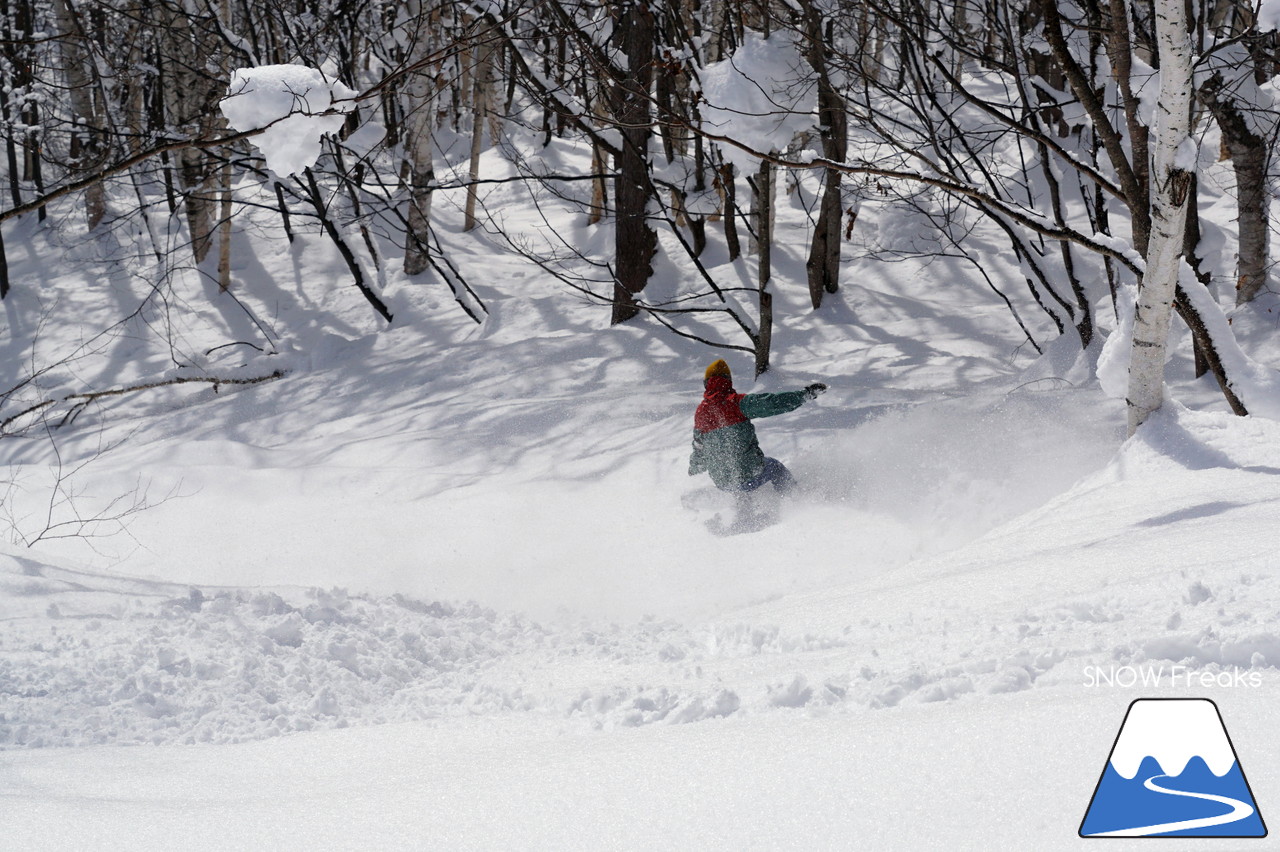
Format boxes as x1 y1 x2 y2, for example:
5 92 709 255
1260 0 1280 31
220 65 357 177
699 33 817 172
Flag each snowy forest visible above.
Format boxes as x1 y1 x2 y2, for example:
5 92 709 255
3 0 1280 429
6 0 1280 848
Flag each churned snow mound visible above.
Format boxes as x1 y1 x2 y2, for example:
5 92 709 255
0 553 544 747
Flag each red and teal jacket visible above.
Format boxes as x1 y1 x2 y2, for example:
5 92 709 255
688 375 807 491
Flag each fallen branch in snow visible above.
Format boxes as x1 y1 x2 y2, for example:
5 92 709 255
0 371 286 437
205 341 271 357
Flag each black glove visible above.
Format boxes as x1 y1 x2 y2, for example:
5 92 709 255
803 383 828 401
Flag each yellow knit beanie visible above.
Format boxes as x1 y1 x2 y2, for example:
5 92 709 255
704 359 731 381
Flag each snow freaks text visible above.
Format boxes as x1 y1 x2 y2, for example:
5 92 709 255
1083 666 1263 689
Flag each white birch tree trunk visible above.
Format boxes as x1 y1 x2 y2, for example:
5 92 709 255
588 84 609 225
403 1 439 275
216 0 234 291
157 4 217 264
403 89 437 276
1126 0 1194 435
217 161 233 291
51 0 105 229
463 35 493 232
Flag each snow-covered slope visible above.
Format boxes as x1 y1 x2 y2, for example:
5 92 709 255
4 143 1280 848
5 401 1280 850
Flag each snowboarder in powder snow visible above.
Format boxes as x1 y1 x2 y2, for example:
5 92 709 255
688 359 826 498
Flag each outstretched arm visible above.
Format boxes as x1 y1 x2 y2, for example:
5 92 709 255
739 383 826 419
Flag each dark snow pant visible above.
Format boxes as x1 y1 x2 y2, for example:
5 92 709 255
737 457 796 495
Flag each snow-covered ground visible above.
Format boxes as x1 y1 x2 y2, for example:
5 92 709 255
4 138 1280 848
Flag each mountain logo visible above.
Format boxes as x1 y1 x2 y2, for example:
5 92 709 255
1080 698 1266 838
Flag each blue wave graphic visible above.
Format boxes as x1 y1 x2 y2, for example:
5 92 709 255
1081 755 1266 837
